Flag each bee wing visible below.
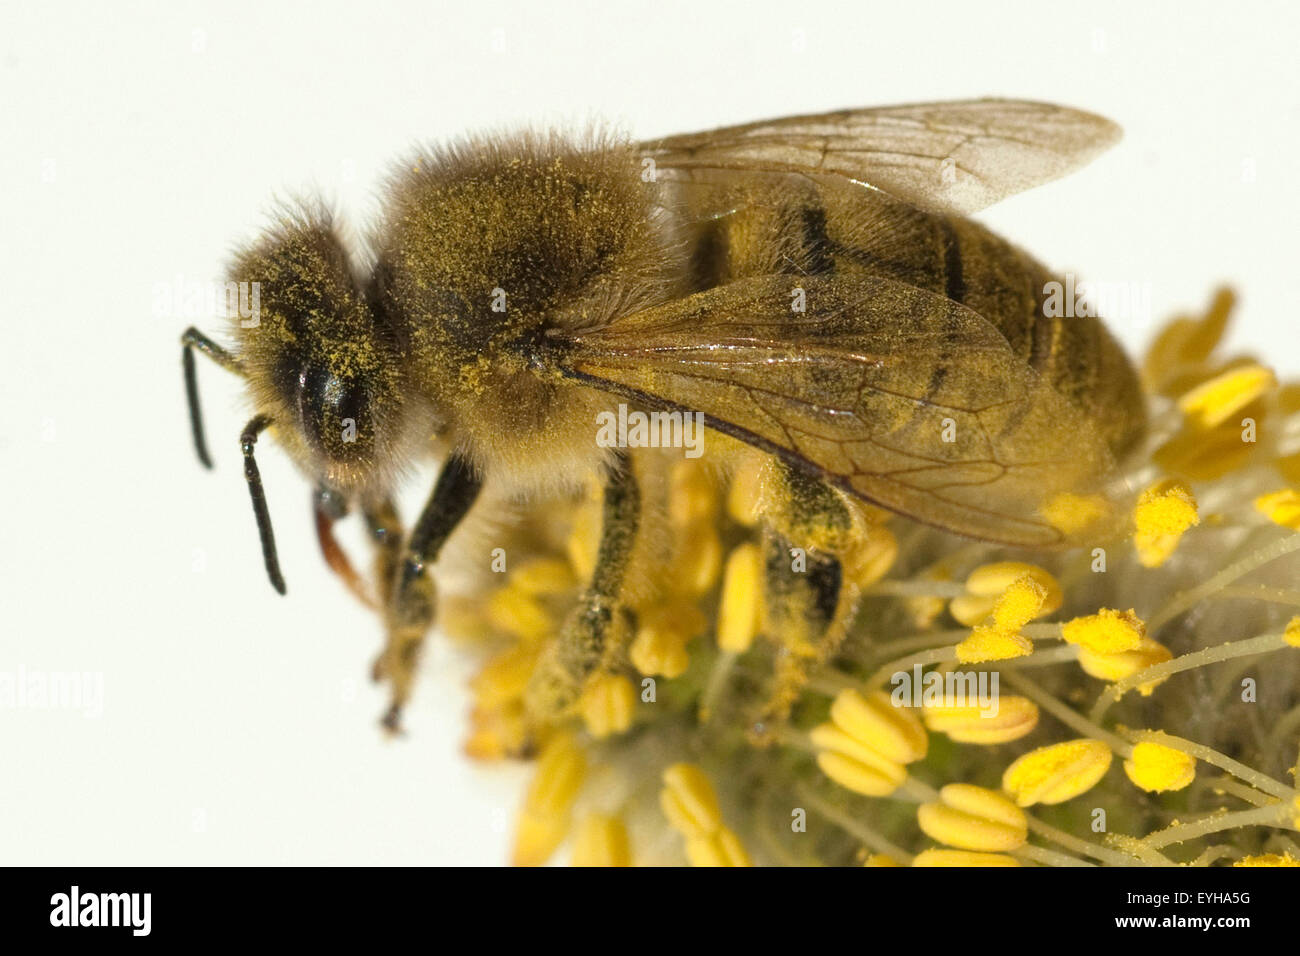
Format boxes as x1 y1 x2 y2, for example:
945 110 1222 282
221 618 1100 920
554 274 1118 547
641 99 1121 215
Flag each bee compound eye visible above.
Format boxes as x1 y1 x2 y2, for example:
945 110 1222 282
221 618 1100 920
298 365 373 463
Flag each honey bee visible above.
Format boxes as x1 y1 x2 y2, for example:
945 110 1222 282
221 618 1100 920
183 99 1145 733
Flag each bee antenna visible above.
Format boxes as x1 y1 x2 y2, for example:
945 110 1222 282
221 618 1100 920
240 415 287 595
182 344 213 468
181 326 243 469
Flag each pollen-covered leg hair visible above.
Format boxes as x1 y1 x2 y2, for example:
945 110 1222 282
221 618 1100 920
749 459 863 743
377 455 483 732
525 452 640 723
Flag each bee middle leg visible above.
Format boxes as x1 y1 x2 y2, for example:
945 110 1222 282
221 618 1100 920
525 452 640 723
375 454 483 732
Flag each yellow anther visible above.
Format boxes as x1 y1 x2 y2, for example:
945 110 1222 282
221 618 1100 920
726 454 766 527
1077 637 1174 696
565 489 602 581
1178 362 1276 429
1234 853 1300 867
1279 450 1300 487
630 605 703 678
512 733 586 866
1061 608 1146 655
470 645 537 708
463 703 529 762
486 586 554 643
1123 741 1196 792
437 594 492 643
912 849 1020 867
672 523 723 597
922 695 1040 745
1155 421 1255 482
811 723 908 796
951 563 1063 627
863 853 902 867
917 784 1028 852
571 814 632 867
660 763 723 839
842 525 899 589
579 673 636 739
1001 739 1113 807
685 826 752 867
955 623 1033 664
1284 616 1300 648
829 689 928 765
1255 488 1300 531
991 576 1048 631
509 557 578 595
1141 287 1234 393
1133 479 1200 567
717 542 764 653
905 566 955 629
669 460 719 526
1040 492 1113 536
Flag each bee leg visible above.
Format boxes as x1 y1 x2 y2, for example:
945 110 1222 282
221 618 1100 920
362 496 404 611
749 460 861 744
313 486 377 609
525 453 639 723
376 454 483 733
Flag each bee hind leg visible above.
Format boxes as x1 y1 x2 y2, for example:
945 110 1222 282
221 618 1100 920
749 460 863 744
525 452 640 725
375 454 483 733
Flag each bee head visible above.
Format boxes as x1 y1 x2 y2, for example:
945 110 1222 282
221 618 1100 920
230 206 411 496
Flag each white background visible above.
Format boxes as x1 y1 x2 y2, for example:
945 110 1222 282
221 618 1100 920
1 0 1297 865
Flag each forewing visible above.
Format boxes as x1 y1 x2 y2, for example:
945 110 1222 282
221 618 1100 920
555 275 1117 547
641 99 1121 215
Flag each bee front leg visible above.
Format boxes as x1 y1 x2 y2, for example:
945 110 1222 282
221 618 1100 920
376 455 482 733
525 453 640 723
313 486 377 610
